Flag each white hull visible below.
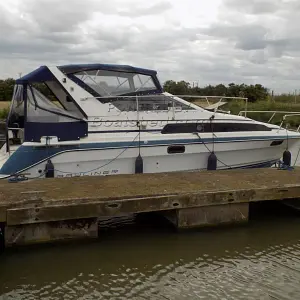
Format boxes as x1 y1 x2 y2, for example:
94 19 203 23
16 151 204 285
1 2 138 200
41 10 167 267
289 140 300 166
3 133 295 179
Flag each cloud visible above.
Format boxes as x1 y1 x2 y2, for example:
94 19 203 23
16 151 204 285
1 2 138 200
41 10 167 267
116 1 172 17
0 0 300 93
19 0 98 32
223 0 281 15
203 23 268 50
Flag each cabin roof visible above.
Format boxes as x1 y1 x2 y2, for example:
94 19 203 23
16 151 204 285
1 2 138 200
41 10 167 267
16 64 157 84
59 64 157 76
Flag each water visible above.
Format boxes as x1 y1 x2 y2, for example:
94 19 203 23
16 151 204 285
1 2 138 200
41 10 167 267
1 204 300 300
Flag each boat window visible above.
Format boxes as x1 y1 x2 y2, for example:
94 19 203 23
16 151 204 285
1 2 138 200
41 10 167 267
7 85 25 128
26 87 82 123
44 81 84 118
161 122 272 134
133 74 156 92
109 94 171 111
104 94 196 112
11 85 24 115
72 70 158 96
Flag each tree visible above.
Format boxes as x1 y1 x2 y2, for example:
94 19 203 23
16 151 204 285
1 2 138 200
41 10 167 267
214 84 227 96
163 80 190 95
244 84 268 102
0 78 15 101
163 80 269 102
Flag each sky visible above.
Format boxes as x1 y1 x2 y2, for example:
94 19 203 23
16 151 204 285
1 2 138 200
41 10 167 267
0 0 300 93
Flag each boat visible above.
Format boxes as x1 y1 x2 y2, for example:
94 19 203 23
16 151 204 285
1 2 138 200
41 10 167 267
0 63 299 179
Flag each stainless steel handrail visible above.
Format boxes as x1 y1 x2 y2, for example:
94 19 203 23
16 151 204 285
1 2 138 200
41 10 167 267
238 110 300 123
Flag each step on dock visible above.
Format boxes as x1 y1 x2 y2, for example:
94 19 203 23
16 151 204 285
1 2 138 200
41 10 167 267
1 168 300 251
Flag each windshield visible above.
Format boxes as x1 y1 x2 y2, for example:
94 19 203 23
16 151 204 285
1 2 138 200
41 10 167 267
72 69 158 96
102 94 196 112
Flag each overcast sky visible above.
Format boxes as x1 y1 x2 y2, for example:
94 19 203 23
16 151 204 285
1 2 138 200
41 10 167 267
0 0 299 93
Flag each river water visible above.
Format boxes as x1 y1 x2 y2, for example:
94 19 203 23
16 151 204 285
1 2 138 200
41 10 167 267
1 203 300 300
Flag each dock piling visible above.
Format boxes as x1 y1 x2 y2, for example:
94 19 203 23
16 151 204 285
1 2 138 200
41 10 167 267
161 203 249 229
5 218 98 247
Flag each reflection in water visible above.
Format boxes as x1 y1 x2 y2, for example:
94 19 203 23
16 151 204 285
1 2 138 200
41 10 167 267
1 204 300 299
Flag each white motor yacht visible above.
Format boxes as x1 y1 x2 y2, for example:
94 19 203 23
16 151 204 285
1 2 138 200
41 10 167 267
0 63 299 179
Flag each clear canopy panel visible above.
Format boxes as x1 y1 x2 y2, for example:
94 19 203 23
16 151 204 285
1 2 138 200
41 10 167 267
73 70 157 96
27 87 81 123
71 69 196 113
102 95 196 112
8 85 25 126
7 84 88 143
8 84 82 126
24 86 87 142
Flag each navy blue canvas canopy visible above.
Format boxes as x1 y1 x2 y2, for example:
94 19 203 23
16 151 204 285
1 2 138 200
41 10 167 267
16 66 56 84
59 64 158 76
16 64 158 84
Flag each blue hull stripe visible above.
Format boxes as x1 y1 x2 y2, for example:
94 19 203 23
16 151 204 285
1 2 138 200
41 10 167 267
0 134 298 175
83 135 299 146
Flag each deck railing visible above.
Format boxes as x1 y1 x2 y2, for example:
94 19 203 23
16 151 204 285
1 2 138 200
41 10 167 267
238 110 300 131
84 93 300 132
83 94 248 119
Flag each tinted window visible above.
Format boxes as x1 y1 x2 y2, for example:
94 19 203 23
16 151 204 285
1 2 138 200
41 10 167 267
161 122 272 134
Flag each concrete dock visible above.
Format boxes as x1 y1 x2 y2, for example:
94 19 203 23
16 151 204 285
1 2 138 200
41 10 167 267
1 168 300 250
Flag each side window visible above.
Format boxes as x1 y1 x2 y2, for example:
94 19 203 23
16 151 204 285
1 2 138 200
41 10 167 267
74 70 132 96
133 74 156 91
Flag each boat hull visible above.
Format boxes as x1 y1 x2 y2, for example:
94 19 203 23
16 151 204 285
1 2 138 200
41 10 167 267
0 135 296 179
